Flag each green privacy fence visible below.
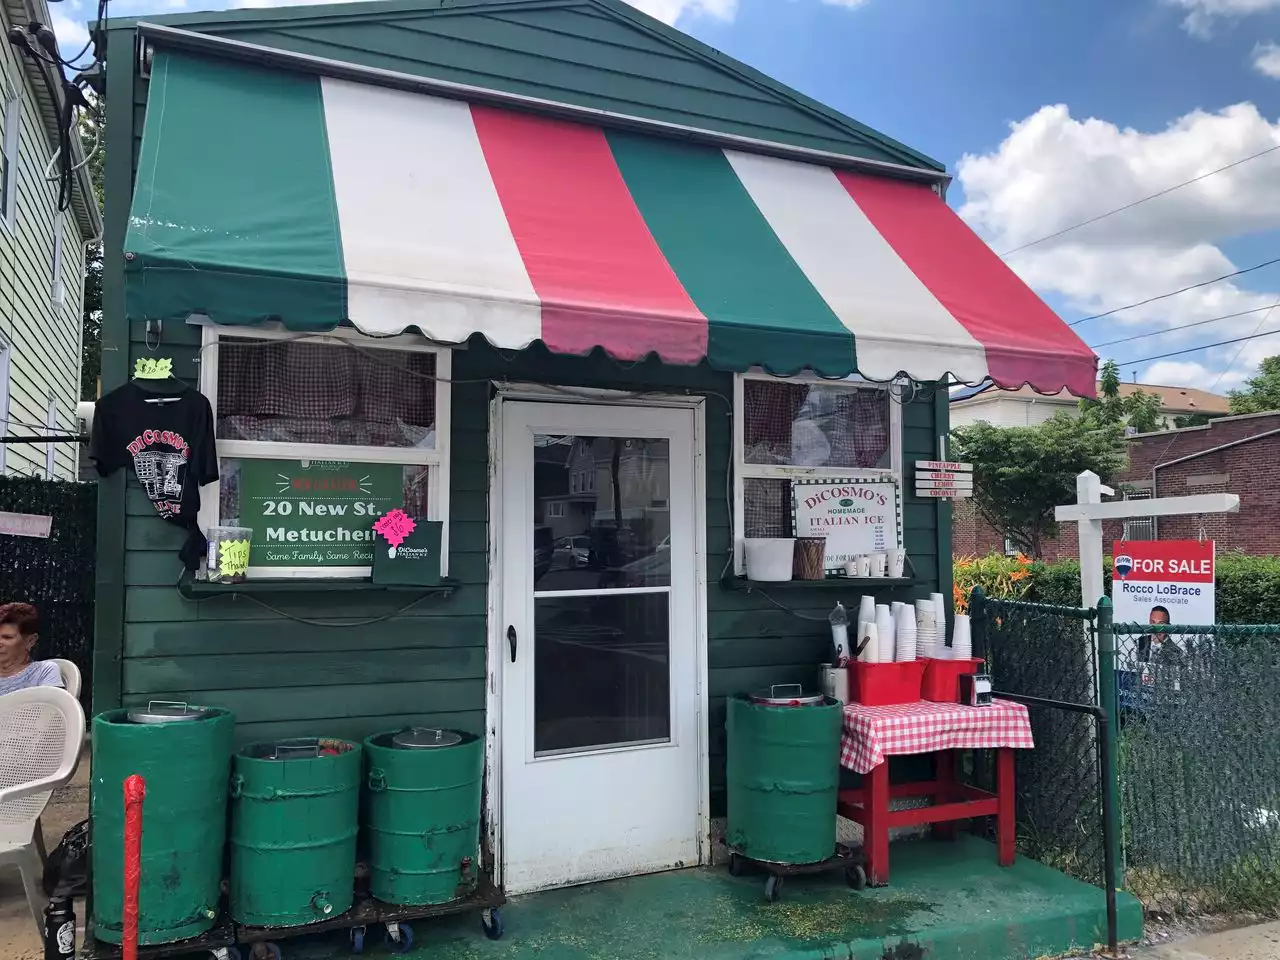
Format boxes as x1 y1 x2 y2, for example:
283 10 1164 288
0 476 96 706
1114 621 1280 915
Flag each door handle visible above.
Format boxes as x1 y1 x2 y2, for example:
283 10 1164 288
507 625 517 663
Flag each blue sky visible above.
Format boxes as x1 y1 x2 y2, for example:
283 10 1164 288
50 0 1280 393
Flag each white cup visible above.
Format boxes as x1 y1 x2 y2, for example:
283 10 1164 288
858 595 877 629
856 554 872 578
843 560 858 578
887 548 906 579
871 552 888 577
858 621 879 663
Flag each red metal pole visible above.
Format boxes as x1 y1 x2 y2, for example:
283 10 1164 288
122 775 146 960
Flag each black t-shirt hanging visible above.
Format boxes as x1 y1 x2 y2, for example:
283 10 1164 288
90 381 219 568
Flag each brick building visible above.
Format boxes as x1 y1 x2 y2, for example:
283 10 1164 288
954 412 1280 560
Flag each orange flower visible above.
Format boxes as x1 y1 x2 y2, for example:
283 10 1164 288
1015 553 1030 565
1008 569 1029 582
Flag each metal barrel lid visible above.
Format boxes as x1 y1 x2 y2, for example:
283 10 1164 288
127 700 208 724
392 727 462 749
748 684 825 706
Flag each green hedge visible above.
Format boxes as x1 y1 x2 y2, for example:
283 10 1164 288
957 553 1280 625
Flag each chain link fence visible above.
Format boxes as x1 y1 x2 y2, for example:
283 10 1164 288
1114 622 1280 915
0 475 96 707
971 591 1114 889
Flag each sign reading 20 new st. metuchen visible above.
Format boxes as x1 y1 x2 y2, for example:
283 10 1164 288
237 459 403 567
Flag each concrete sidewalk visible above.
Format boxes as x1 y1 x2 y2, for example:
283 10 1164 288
1130 921 1280 960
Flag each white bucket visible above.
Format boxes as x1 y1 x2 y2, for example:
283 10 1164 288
743 538 795 582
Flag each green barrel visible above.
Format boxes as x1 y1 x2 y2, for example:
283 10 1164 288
725 693 842 864
230 738 361 927
362 728 483 905
90 705 235 946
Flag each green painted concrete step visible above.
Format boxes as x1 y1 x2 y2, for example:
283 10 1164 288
275 834 1143 959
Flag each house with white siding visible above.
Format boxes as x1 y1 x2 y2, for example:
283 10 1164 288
950 380 1230 431
1 0 101 479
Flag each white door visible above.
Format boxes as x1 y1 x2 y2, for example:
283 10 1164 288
499 401 702 895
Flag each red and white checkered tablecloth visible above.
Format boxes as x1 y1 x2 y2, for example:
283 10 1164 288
840 699 1034 774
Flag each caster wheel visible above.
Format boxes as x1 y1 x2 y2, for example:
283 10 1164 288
846 864 867 891
728 853 745 877
251 944 282 960
386 923 413 955
481 908 504 941
764 875 782 903
349 926 366 954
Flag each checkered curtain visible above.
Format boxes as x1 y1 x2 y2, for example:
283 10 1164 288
217 340 436 446
743 380 890 468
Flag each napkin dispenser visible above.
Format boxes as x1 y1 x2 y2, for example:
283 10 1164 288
960 672 993 707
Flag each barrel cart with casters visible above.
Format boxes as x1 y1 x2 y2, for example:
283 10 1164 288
725 688 861 901
728 842 867 902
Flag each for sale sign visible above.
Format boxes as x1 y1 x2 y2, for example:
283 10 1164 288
1112 539 1214 670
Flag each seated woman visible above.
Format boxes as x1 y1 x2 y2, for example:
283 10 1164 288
0 603 64 694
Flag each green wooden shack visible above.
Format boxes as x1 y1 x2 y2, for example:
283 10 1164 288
91 0 1096 897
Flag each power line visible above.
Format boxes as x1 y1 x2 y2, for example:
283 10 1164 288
1000 142 1280 257
1069 255 1280 326
1113 310 1280 366
1089 303 1277 349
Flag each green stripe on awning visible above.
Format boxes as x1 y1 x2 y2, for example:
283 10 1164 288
126 52 346 328
605 131 855 378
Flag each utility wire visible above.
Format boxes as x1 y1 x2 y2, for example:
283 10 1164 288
1069 255 1280 326
1089 303 1277 349
1000 142 1280 257
1114 308 1280 366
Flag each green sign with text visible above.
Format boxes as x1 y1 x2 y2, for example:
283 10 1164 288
238 459 403 567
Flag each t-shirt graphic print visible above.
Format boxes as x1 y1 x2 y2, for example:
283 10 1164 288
90 381 219 523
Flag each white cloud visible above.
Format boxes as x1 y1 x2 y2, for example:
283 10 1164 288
48 11 91 64
821 0 870 8
957 102 1280 390
1166 0 1280 38
233 0 736 23
1255 41 1280 77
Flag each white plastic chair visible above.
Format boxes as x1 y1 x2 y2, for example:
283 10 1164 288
49 660 81 700
0 686 86 933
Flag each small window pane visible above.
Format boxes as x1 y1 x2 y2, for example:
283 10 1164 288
217 338 436 448
744 478 790 538
219 458 430 569
743 379 890 469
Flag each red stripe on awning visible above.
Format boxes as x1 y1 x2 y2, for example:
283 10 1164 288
470 106 707 363
835 171 1097 397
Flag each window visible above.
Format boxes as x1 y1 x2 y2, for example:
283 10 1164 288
51 212 65 306
0 83 18 229
1003 536 1019 557
733 372 902 573
45 393 57 477
1123 488 1155 542
546 501 566 519
198 324 451 578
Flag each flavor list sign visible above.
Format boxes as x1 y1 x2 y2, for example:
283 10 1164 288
237 459 404 567
1112 539 1215 667
791 479 900 573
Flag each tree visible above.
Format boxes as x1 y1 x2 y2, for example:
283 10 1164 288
1228 355 1280 415
1080 359 1164 433
79 111 104 400
952 414 1128 558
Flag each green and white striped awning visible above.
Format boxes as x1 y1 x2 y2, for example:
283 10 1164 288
125 49 1096 393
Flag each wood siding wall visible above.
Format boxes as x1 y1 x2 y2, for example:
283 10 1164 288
0 17 86 479
97 19 953 812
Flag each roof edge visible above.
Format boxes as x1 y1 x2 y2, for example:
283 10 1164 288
102 0 945 174
132 22 951 185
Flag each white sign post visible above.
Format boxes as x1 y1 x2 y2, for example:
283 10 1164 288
1055 471 1239 615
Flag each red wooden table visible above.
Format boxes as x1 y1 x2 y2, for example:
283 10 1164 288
837 698 1034 886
